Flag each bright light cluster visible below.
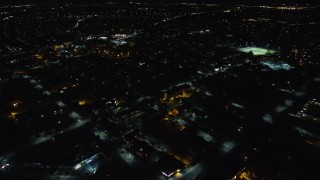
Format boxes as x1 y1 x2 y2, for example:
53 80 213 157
260 61 293 71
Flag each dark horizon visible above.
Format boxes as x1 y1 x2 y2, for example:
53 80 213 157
1 0 319 6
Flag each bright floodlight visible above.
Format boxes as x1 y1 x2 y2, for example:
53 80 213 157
238 47 277 56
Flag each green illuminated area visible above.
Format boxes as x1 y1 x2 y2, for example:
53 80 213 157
238 47 277 56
